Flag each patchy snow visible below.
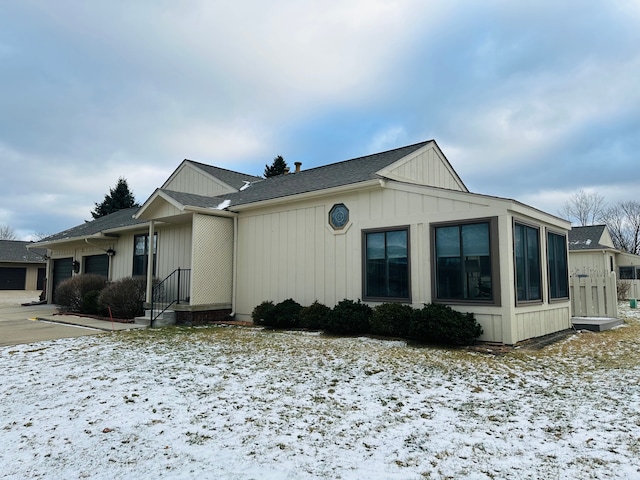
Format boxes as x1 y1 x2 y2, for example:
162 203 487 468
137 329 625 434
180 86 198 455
240 181 252 191
2 305 640 479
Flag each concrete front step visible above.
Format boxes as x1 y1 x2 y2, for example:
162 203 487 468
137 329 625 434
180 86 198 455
134 309 176 328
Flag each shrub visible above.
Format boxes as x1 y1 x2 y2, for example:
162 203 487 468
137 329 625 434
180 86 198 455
262 298 302 329
325 299 372 335
410 303 483 346
55 274 108 314
252 301 275 326
370 303 413 338
299 301 331 330
98 276 147 319
617 281 631 301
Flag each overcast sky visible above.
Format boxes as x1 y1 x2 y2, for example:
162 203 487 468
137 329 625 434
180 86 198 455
1 1 639 240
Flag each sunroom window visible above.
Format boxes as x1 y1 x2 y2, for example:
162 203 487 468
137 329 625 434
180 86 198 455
547 231 569 299
514 223 541 303
363 227 410 301
434 221 494 302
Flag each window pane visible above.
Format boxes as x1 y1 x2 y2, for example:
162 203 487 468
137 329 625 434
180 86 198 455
619 266 634 280
435 222 492 302
514 223 541 302
526 227 541 300
364 230 409 300
366 233 384 297
548 233 568 299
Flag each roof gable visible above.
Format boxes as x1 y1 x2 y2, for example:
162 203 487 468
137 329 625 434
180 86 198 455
568 225 616 251
162 160 263 197
377 141 468 192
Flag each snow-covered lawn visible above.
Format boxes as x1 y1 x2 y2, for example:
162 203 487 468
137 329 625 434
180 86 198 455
2 305 640 479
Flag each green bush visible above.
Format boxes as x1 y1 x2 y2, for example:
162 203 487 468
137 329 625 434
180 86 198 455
299 301 331 330
55 274 108 314
325 299 372 335
262 298 302 329
410 303 483 346
252 301 275 326
98 276 147 319
370 302 413 338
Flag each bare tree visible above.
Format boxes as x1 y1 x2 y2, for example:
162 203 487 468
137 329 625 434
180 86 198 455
0 224 18 240
604 201 640 255
558 189 606 226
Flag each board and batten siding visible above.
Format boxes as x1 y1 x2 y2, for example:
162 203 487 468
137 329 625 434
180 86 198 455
383 146 466 191
190 214 233 306
164 164 236 197
235 183 498 319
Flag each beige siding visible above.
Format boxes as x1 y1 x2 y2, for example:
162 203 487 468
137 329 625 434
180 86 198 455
569 250 613 276
190 214 232 305
381 145 466 191
513 306 571 344
236 185 499 318
164 163 237 196
24 265 43 290
156 223 192 279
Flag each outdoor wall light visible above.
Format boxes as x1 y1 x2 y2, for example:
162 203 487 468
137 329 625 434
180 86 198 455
106 248 116 257
72 260 80 273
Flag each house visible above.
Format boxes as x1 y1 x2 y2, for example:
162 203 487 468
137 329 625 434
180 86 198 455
568 224 640 301
33 140 572 344
0 240 46 290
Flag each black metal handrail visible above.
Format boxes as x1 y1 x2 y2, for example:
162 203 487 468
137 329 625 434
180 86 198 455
151 268 191 323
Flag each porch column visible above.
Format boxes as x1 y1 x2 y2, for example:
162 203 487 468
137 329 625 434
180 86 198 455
146 220 155 303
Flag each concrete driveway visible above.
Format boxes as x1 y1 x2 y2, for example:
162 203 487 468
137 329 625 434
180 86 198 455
0 291 145 347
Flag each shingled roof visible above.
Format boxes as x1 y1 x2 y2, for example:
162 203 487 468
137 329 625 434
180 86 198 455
39 207 145 243
568 225 614 251
0 240 47 263
160 140 434 210
183 161 264 191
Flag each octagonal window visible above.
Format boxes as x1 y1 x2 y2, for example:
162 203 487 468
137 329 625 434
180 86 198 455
329 203 349 230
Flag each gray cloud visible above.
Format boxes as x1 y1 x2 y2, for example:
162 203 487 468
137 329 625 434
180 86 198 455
1 1 638 238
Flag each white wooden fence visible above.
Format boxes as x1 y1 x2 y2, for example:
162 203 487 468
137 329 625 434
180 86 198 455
569 273 618 318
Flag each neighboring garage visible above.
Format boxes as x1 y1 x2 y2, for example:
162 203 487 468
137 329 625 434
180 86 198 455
0 267 26 290
0 240 47 290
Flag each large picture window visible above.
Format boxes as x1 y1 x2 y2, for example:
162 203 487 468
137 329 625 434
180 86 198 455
363 227 410 301
434 221 494 302
514 223 541 303
133 234 157 276
547 231 569 299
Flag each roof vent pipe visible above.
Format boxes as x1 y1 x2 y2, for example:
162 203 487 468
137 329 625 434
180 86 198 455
295 161 302 173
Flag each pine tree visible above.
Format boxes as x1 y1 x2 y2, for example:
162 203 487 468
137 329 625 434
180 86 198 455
264 155 288 178
91 177 140 219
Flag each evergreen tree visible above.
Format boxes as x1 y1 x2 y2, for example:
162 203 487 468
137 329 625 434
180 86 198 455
91 177 139 219
264 155 288 178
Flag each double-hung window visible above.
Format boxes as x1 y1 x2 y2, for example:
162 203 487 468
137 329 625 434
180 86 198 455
363 227 410 301
514 222 541 303
433 219 497 303
547 231 569 300
133 233 157 276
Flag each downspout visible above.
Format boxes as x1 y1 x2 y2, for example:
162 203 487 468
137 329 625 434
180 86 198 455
230 215 238 317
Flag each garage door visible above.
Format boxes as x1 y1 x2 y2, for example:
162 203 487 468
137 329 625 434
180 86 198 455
52 258 73 303
84 254 109 277
0 267 26 290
